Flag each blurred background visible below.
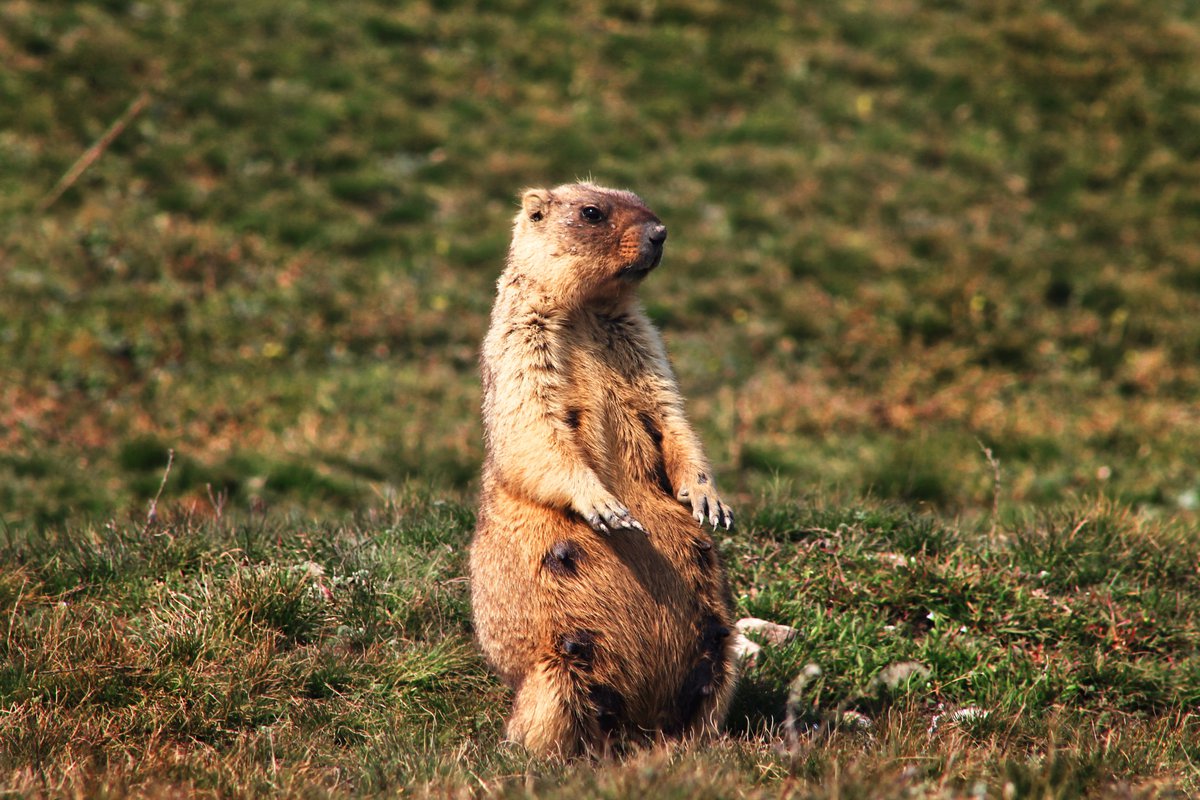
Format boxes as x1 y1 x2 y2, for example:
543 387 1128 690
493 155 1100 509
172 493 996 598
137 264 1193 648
2 0 1199 528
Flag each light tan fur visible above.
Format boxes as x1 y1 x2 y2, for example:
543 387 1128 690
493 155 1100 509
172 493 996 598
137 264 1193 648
469 182 737 758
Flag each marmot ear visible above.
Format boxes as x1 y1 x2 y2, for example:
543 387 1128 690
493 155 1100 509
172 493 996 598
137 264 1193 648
521 189 551 222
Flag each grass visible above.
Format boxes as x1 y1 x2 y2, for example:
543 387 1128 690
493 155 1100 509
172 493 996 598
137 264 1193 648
2 0 1200 796
1 495 1196 797
4 0 1200 525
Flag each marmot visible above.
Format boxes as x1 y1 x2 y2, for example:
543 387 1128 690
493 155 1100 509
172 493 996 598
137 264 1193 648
469 182 737 757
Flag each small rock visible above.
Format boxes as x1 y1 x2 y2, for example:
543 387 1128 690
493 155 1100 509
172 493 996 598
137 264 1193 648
928 705 988 735
731 634 763 667
838 709 873 732
870 661 932 693
1178 488 1198 510
294 560 326 578
735 616 800 646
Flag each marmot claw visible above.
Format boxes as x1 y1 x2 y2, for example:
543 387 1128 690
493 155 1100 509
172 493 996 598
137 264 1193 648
585 502 646 535
680 488 735 531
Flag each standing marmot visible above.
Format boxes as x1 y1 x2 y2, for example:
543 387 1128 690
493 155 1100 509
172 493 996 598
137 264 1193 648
469 182 737 757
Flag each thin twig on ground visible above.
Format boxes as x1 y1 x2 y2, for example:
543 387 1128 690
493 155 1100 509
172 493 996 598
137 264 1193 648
977 439 1001 535
38 90 152 212
145 448 175 529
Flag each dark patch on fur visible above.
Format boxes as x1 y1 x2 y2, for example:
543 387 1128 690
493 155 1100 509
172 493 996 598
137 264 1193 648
705 616 732 648
638 412 674 497
638 412 663 445
697 472 709 485
543 540 582 577
666 614 730 734
520 314 558 373
598 313 634 348
528 340 556 373
694 536 714 571
565 408 581 430
650 459 673 497
598 312 631 333
559 629 597 669
588 684 625 736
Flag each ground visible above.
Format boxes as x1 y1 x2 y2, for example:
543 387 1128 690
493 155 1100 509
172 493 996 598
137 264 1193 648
1 1 1198 796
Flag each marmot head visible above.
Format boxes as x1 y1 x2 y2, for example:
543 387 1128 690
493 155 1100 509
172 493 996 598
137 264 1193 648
507 182 668 307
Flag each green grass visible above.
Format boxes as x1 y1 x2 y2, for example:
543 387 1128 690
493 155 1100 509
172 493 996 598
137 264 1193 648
3 0 1200 795
1 496 1196 797
4 0 1200 525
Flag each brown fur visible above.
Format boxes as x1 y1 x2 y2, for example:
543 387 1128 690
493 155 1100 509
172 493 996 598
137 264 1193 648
469 182 737 757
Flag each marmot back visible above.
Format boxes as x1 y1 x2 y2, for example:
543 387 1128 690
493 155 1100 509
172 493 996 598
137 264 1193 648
470 182 737 757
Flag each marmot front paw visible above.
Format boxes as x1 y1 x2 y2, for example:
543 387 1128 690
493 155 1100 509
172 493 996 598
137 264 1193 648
577 494 646 535
677 480 734 530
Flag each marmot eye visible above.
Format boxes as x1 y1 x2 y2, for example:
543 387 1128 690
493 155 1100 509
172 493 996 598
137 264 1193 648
580 205 605 223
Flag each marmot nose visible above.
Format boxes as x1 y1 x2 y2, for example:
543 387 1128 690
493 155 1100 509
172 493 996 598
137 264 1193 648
648 224 668 245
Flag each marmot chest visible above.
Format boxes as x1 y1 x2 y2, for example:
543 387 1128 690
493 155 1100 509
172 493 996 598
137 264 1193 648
559 315 670 500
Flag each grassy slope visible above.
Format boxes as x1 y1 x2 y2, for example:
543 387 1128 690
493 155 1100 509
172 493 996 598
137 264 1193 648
3 0 1200 523
2 0 1199 796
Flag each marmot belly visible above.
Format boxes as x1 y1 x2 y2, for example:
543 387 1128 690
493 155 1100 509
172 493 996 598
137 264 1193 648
470 483 733 740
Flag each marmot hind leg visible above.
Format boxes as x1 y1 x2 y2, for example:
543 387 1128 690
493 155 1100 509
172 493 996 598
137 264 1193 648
668 613 738 740
677 663 736 740
505 660 624 758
